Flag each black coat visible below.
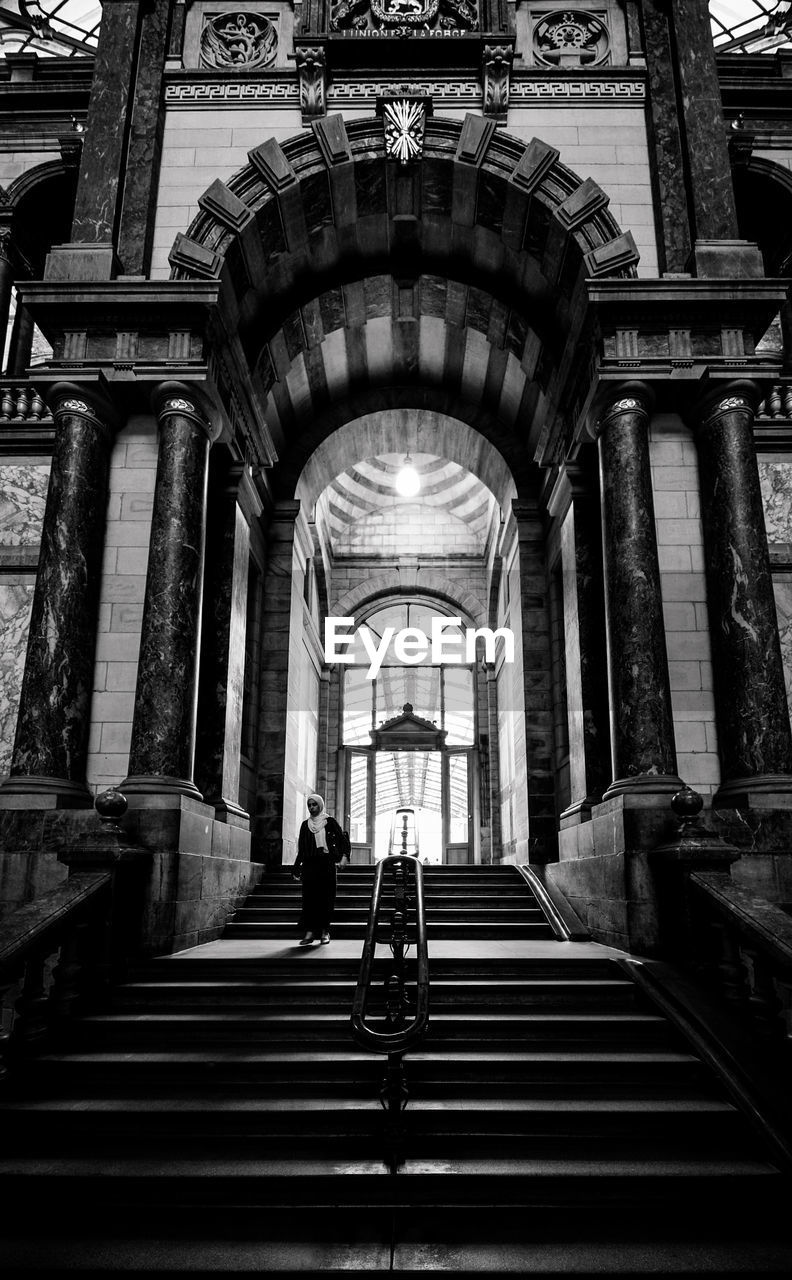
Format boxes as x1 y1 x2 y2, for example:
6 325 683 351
293 817 347 935
294 816 347 869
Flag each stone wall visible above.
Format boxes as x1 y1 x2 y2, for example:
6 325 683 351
649 414 720 796
86 414 156 793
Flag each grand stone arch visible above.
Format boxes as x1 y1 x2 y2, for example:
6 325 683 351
169 111 638 475
158 112 641 867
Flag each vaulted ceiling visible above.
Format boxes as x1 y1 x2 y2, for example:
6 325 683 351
316 451 499 556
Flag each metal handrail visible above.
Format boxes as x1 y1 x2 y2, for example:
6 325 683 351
351 854 429 1054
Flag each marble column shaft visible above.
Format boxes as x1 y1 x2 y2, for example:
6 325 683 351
694 389 792 789
560 477 611 815
598 390 679 791
195 464 260 818
71 1 142 244
669 0 740 241
117 0 171 275
639 0 693 273
125 393 212 795
6 389 113 798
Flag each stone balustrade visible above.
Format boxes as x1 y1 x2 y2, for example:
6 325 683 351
0 383 50 424
757 384 792 421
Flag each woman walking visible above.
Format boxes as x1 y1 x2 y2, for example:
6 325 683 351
293 793 349 945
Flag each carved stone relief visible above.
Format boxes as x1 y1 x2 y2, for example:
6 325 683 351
531 9 610 67
381 98 430 163
199 11 278 69
296 45 327 120
329 0 478 37
482 43 513 121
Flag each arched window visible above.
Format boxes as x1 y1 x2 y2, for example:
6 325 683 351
341 600 475 747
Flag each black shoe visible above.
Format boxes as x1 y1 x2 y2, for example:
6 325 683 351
299 933 314 946
320 932 330 945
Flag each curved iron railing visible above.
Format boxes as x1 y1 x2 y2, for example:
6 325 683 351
350 854 429 1170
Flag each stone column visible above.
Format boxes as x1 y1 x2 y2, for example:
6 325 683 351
194 462 262 822
691 384 792 806
0 384 115 807
552 466 611 823
122 385 216 800
597 386 682 798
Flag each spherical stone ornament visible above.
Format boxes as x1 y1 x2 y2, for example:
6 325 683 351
95 787 129 823
671 785 704 821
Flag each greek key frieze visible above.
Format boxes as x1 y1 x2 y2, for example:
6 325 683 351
510 79 645 102
165 81 299 104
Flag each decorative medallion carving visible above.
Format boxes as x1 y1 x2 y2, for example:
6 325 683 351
482 44 513 121
200 12 278 70
381 98 430 163
532 9 609 67
162 398 197 414
715 396 751 414
329 0 478 38
295 45 327 120
59 399 90 414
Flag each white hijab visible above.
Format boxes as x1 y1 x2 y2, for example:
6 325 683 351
307 792 328 849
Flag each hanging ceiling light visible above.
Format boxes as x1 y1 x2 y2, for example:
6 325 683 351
395 453 420 497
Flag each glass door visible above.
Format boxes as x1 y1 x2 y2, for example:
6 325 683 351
345 749 373 864
445 750 472 864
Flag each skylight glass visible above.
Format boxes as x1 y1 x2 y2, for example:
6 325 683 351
0 0 100 57
711 0 792 52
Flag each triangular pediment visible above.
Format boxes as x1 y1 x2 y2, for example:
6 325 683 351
371 702 446 750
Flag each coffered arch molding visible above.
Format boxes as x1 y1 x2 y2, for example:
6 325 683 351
294 408 517 516
170 113 638 468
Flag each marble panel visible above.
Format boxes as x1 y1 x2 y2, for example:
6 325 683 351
0 582 35 778
759 461 792 547
772 577 792 724
0 465 50 546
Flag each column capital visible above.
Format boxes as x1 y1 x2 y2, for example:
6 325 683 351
687 379 762 431
594 382 655 437
47 381 117 435
152 380 220 442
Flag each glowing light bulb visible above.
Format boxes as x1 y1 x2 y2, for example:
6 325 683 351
395 454 420 497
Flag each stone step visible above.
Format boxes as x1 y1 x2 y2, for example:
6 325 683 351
231 905 549 924
0 1156 779 1216
4 1213 791 1277
110 977 638 1012
21 1048 711 1091
222 921 557 940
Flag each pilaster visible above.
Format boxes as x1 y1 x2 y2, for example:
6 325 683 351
195 461 263 825
549 465 611 825
252 500 302 868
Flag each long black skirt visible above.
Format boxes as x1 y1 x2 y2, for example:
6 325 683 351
299 856 337 934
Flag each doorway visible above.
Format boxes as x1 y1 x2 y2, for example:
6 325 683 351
346 743 473 864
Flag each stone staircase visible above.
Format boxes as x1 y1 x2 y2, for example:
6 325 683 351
225 864 558 941
0 865 790 1272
